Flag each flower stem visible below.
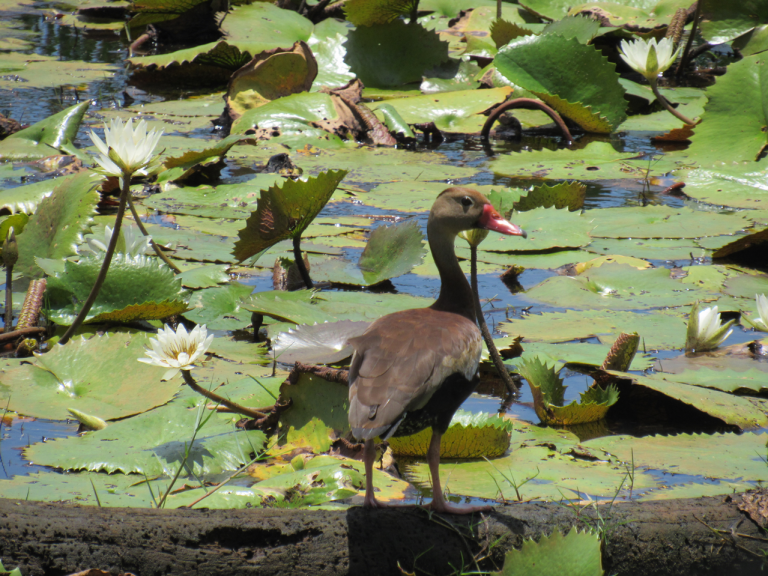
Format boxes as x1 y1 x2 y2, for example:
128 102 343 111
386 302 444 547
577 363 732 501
126 194 182 273
293 234 313 289
651 80 697 126
58 175 132 346
470 245 519 395
181 370 269 419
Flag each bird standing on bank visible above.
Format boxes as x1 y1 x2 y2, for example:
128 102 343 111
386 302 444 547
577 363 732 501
348 187 526 514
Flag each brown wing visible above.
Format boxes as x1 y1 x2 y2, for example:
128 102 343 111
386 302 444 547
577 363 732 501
347 308 482 440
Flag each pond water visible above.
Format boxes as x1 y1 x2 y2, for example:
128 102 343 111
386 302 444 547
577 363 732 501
1 5 765 510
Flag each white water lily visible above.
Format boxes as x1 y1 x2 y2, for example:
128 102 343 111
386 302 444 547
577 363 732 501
619 37 680 82
89 117 163 180
685 301 734 353
82 223 152 257
753 293 768 331
138 324 214 381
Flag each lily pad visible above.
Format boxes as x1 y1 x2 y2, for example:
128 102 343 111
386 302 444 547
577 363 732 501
389 410 513 459
356 219 426 285
674 164 768 209
495 34 626 133
491 142 643 181
0 333 174 420
16 171 100 278
344 20 449 88
278 370 349 453
0 101 90 160
523 264 717 310
44 254 188 325
587 206 749 239
482 207 592 252
184 282 254 331
686 54 768 166
233 169 347 262
500 310 687 350
25 394 267 477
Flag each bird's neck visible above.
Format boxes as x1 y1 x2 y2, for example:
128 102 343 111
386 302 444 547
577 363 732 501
428 224 476 322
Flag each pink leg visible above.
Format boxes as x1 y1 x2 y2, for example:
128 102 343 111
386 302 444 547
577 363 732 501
424 430 493 515
363 438 382 508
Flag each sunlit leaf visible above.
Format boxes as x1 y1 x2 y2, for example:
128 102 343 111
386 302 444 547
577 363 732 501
233 170 347 262
16 171 100 278
0 101 89 160
494 528 603 576
44 254 188 325
495 35 626 133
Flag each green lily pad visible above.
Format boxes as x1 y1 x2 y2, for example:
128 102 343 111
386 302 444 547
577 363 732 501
674 164 768 209
0 470 151 507
177 264 230 289
513 181 586 212
389 411 513 458
495 34 626 133
495 528 603 576
183 282 254 331
491 142 643 180
420 58 482 94
523 264 717 310
587 206 749 239
128 2 314 75
482 207 592 252
500 310 687 350
367 87 512 133
0 332 173 420
507 341 653 372
308 27 356 90
155 134 245 184
686 54 768 166
353 219 426 285
655 366 768 395
26 394 267 477
0 101 89 160
584 238 706 261
233 169 347 262
701 1 768 44
44 254 188 325
723 273 768 299
0 53 117 91
278 370 349 453
16 171 100 278
344 20 449 88
243 289 430 327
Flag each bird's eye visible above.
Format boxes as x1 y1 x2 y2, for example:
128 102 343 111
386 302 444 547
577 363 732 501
461 196 473 207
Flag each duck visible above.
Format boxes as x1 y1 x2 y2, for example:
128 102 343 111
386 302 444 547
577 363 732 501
348 187 526 514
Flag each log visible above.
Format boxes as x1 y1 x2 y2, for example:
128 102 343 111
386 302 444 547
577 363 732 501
0 493 765 576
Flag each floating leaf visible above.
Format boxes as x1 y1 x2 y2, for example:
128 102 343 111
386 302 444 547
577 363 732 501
0 101 89 160
495 34 626 133
388 411 513 458
44 254 188 325
16 171 100 278
0 332 173 420
344 0 417 26
155 134 245 183
514 181 586 212
25 394 267 476
278 370 350 453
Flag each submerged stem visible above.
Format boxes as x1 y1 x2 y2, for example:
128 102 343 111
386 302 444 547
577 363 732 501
293 234 313 289
126 194 182 273
4 265 12 330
